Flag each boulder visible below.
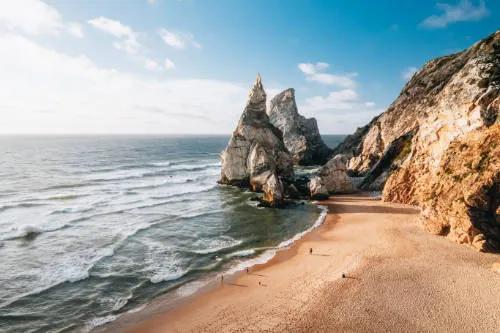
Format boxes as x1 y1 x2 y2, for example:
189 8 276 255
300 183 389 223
309 177 329 200
268 88 332 165
219 74 294 207
309 154 354 198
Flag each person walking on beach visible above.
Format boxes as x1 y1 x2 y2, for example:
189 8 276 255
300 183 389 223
309 248 313 255
221 275 224 285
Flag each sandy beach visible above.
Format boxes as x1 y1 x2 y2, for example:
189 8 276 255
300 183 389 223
101 193 500 333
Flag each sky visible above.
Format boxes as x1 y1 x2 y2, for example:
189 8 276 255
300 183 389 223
0 0 498 135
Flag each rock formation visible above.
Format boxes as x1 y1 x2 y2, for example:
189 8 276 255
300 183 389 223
335 30 500 251
219 74 294 207
268 88 332 165
309 155 354 199
413 125 499 251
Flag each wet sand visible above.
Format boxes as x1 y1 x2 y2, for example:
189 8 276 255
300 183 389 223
101 193 500 332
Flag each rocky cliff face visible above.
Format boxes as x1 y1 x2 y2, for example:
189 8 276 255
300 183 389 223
219 75 294 207
268 88 332 165
415 125 499 251
336 30 500 251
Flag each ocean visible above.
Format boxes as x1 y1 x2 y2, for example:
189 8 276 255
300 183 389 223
0 135 344 332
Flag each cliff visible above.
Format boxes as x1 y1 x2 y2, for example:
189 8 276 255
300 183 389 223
219 75 294 207
336 30 500 251
268 88 332 165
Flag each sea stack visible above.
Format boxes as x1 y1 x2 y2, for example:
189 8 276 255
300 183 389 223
219 74 294 207
334 30 500 251
268 88 332 165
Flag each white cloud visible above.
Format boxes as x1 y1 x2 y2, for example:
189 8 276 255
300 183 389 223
297 61 380 132
147 0 157 4
0 33 247 134
299 89 382 134
158 28 201 49
302 89 359 112
0 0 83 38
88 17 140 54
144 58 161 71
67 22 84 38
297 62 357 88
164 58 175 70
420 0 488 29
402 66 418 80
0 0 62 35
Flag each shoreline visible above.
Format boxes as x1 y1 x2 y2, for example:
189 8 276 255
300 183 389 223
93 199 330 332
98 193 500 333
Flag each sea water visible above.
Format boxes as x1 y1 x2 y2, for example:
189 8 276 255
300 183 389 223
0 135 344 332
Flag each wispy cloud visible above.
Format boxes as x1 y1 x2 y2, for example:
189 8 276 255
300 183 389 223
67 22 84 38
159 28 201 49
144 57 175 71
135 105 214 122
401 66 418 80
0 0 83 38
302 89 360 112
297 62 357 88
144 58 161 71
164 58 175 70
420 0 489 29
0 33 246 134
88 16 140 54
299 88 382 134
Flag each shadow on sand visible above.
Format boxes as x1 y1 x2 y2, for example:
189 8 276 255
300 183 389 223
327 203 419 215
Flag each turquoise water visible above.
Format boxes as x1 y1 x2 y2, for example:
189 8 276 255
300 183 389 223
0 135 344 332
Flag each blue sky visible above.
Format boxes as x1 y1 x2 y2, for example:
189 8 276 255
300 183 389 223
0 0 498 134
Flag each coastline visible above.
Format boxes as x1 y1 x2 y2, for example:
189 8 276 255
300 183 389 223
98 193 500 332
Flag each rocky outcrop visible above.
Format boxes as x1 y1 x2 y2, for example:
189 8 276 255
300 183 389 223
413 125 499 251
219 75 294 207
309 155 354 199
336 30 499 251
268 88 332 165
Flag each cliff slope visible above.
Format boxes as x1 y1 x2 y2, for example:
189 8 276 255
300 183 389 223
337 30 500 251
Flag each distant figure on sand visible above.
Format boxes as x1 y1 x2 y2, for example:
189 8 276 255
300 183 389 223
221 275 224 285
309 248 313 255
246 268 249 273
342 273 345 278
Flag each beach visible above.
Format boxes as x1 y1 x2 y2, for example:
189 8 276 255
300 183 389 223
101 193 500 332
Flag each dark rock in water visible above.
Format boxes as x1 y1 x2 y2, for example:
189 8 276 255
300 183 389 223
219 74 294 207
268 88 332 165
285 183 301 199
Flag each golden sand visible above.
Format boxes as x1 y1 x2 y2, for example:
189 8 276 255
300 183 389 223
100 194 500 332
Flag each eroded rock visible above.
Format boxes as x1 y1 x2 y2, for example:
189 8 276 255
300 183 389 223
268 88 332 165
220 75 294 207
336 30 500 251
309 155 354 198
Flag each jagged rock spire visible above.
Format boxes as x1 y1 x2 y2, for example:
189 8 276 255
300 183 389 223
268 87 332 165
246 73 266 111
220 75 294 207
